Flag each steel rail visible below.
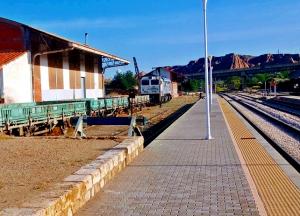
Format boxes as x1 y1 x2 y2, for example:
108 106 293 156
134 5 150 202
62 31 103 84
236 93 300 117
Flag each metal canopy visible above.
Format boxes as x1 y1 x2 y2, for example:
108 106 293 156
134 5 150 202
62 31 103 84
102 56 129 70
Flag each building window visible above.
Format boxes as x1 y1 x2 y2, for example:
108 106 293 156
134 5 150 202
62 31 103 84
48 53 64 89
98 72 103 89
151 80 159 85
142 80 149 85
85 54 94 89
69 51 81 89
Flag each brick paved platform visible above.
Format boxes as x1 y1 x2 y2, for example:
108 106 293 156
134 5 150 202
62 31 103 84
76 99 260 216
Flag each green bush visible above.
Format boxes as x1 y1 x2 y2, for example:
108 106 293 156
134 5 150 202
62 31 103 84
109 71 137 90
182 79 202 92
225 76 241 90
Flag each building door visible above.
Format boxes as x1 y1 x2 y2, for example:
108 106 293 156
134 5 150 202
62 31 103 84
81 77 86 98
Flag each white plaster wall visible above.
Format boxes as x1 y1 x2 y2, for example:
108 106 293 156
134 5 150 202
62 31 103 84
40 55 49 91
99 89 104 98
74 89 84 99
86 89 104 99
42 89 73 101
86 89 95 99
63 54 70 89
2 52 32 103
85 88 104 99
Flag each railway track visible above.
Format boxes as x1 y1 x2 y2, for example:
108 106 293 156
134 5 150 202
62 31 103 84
232 93 300 132
236 93 300 117
220 93 300 172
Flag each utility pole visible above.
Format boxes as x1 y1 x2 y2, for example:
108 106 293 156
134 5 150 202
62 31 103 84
214 78 217 94
265 81 267 96
133 57 141 94
158 67 162 108
208 56 213 106
84 33 88 45
202 0 212 140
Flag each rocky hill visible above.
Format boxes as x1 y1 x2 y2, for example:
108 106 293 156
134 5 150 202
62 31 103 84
168 53 300 75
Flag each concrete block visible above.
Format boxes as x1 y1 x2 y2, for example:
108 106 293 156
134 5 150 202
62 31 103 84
84 190 91 203
22 197 61 216
65 182 85 205
96 156 114 170
80 160 103 170
100 179 105 188
1 208 45 216
111 155 119 167
64 174 93 191
97 163 109 178
93 182 101 194
74 168 101 185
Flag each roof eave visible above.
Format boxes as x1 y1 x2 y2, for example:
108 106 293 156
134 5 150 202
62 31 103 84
0 17 130 65
71 43 130 65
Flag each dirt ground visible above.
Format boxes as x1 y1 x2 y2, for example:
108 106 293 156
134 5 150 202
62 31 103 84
0 137 118 210
0 95 198 210
63 125 129 138
137 95 198 126
84 125 129 137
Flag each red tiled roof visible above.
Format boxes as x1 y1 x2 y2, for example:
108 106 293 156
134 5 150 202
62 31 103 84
0 51 25 68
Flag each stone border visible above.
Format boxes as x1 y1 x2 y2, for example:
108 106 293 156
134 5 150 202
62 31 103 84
1 136 144 216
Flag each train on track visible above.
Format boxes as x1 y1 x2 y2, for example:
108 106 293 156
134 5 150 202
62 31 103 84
0 95 150 136
140 75 172 104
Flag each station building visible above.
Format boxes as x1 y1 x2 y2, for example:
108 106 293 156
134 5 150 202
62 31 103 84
0 17 129 104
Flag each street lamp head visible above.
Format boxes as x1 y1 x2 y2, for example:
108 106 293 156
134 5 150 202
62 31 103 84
202 0 208 9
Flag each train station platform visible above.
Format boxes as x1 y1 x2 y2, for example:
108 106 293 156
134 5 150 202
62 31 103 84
76 96 300 216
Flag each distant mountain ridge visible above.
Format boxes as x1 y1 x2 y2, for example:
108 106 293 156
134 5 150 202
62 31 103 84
167 53 300 75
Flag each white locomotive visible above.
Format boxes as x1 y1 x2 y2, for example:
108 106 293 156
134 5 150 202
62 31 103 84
140 75 172 103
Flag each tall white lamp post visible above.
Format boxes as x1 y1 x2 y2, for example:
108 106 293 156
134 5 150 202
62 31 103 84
203 0 212 140
208 56 213 106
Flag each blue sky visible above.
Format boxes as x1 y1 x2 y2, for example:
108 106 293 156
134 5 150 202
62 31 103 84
2 0 300 77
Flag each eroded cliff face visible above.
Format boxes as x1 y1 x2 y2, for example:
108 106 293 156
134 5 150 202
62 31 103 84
168 53 300 75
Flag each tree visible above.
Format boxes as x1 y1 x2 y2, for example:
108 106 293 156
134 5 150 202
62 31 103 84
271 71 290 95
254 73 272 91
275 71 289 79
109 71 137 91
225 76 241 90
215 80 225 92
182 79 201 92
273 71 290 83
249 76 259 86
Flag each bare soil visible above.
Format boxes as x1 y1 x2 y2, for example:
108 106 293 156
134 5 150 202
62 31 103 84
84 125 129 137
0 137 118 210
0 95 197 210
138 95 198 125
